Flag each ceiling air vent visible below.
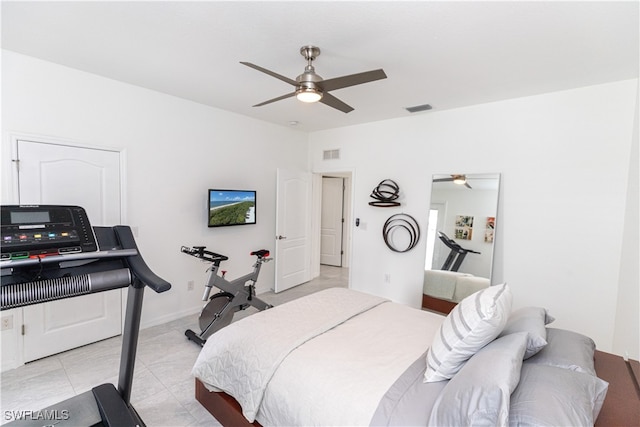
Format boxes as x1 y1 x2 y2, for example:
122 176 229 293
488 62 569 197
405 103 433 113
323 149 340 160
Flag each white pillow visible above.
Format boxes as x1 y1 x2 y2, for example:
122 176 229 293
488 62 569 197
424 283 512 382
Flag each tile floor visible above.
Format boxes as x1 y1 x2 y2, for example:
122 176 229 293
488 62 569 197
1 265 348 426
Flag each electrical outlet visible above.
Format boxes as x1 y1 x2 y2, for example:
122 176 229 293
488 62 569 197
384 273 391 284
187 280 195 291
1 315 13 331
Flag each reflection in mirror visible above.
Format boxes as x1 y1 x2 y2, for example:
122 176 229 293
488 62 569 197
422 173 500 314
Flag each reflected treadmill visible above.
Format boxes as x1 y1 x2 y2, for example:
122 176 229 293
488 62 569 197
437 231 481 272
1 205 171 427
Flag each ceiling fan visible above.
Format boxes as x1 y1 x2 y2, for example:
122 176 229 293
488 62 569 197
240 45 387 113
433 174 473 189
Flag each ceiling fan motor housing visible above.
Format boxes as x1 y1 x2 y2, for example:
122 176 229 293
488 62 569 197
296 46 323 102
297 70 323 90
297 46 323 92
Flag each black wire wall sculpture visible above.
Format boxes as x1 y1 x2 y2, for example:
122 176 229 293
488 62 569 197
383 213 421 253
369 179 401 207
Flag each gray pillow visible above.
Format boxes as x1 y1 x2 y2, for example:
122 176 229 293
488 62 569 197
509 364 608 426
525 327 596 376
499 306 553 359
428 332 528 426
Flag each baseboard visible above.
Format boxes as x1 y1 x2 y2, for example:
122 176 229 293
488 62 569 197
139 306 201 330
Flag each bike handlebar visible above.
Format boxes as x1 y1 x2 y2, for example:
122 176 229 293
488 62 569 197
181 246 271 263
181 246 228 263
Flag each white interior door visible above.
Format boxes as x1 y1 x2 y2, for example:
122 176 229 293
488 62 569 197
17 139 123 362
275 169 312 293
320 177 344 266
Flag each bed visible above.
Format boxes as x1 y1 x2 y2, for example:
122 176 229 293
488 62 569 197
422 269 490 314
191 285 612 426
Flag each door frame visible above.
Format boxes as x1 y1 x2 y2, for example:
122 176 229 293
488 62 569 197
426 202 447 270
310 168 354 283
6 133 127 369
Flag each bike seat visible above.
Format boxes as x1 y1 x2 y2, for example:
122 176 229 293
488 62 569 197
250 249 270 258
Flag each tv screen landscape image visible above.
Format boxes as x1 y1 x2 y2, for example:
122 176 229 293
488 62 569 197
208 189 256 227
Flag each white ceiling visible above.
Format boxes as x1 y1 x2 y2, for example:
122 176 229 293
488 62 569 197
2 1 638 132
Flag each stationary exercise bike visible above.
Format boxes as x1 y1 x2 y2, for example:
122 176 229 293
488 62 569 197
181 245 273 346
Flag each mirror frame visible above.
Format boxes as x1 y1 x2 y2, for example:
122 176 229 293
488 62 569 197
422 173 501 313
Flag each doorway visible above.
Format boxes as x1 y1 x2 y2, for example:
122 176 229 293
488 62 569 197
315 171 352 280
320 176 345 267
273 170 353 291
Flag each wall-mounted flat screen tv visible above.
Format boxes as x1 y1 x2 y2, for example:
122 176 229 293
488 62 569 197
208 189 256 227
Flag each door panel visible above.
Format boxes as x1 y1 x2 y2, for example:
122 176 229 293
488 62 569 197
17 140 123 362
18 141 120 225
320 177 344 266
275 169 311 292
23 292 122 362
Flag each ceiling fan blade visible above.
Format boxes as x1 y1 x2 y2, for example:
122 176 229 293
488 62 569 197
433 178 454 182
240 62 298 86
320 69 387 92
464 182 473 189
319 93 354 113
252 92 296 107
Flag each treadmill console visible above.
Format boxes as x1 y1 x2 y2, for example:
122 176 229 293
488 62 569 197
1 205 98 260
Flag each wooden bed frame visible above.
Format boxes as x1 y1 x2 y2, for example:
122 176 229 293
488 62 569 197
195 378 260 427
421 293 456 314
194 351 640 427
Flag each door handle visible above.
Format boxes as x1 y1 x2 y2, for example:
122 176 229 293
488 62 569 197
276 235 287 240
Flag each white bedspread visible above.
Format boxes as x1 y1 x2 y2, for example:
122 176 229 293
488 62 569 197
192 287 388 422
192 287 445 426
258 300 444 426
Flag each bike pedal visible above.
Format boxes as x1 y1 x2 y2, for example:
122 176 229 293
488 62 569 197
185 329 206 347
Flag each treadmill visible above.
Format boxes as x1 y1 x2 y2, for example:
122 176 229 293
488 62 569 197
1 205 171 426
437 231 481 272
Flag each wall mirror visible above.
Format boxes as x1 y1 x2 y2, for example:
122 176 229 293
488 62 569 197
422 173 500 313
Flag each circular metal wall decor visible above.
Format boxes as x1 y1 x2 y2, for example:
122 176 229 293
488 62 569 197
369 179 401 207
383 213 421 253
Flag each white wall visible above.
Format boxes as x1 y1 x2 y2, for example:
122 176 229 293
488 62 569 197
309 79 639 355
1 50 309 332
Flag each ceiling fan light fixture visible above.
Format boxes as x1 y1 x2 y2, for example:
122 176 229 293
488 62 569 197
453 175 467 185
296 87 323 103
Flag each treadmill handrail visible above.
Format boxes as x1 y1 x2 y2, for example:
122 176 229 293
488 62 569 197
113 226 171 293
437 231 480 254
0 249 138 269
